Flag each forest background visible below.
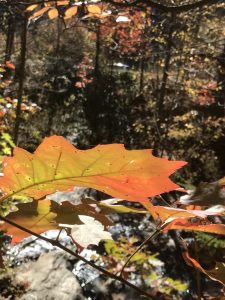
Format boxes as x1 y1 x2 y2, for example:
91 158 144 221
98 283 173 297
0 0 225 299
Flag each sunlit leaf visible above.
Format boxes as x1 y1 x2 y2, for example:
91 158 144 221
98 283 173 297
26 4 38 11
48 8 59 19
218 176 225 186
116 16 130 23
87 5 101 15
0 135 186 203
64 6 78 19
154 206 223 222
57 0 69 5
163 219 225 235
71 215 112 247
30 7 50 19
86 198 147 214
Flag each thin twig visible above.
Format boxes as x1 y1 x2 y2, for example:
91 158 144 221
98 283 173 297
55 228 63 241
120 228 161 277
0 215 156 299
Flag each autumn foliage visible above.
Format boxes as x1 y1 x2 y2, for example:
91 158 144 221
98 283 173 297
0 136 224 286
0 0 225 297
0 136 186 202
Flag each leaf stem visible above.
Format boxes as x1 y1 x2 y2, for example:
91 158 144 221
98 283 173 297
0 215 156 299
120 228 162 277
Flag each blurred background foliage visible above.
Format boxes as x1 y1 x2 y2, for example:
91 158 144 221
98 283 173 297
0 1 224 183
0 1 225 298
1 0 225 188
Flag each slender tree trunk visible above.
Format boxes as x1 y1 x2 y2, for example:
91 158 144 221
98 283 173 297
110 58 114 77
154 13 175 156
139 15 147 95
218 42 225 113
174 34 185 87
139 57 144 94
158 13 174 118
46 18 62 136
84 21 103 145
5 15 15 62
94 21 101 80
13 16 28 145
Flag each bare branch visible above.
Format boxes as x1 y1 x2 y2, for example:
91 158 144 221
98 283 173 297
104 0 222 12
13 0 223 13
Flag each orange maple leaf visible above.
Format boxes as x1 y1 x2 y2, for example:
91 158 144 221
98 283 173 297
163 218 225 235
0 135 186 203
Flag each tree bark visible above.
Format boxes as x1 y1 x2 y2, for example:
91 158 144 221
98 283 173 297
157 13 174 119
94 21 101 80
13 16 28 145
5 15 15 62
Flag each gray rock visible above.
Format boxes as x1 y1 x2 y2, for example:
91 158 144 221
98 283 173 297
15 251 85 300
8 230 71 266
46 187 96 205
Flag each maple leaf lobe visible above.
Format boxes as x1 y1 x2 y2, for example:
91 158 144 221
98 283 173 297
0 135 186 203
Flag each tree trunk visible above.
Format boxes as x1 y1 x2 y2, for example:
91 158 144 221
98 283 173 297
13 16 28 145
139 57 144 94
5 15 15 62
158 13 174 118
94 21 101 80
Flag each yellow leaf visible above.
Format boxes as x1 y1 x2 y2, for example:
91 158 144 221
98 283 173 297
64 6 78 19
218 176 225 186
48 8 59 19
91 198 147 214
0 136 186 203
26 4 38 11
30 7 50 19
87 5 101 15
57 0 69 5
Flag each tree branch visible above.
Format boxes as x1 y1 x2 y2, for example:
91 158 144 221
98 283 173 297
10 0 223 13
104 0 222 12
0 215 156 299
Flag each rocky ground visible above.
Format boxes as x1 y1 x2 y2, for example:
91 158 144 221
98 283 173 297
0 188 224 299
